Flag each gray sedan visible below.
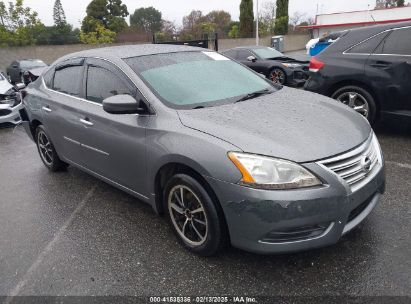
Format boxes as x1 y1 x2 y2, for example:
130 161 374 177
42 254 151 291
21 45 385 255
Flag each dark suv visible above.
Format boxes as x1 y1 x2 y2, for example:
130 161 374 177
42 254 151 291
305 22 411 124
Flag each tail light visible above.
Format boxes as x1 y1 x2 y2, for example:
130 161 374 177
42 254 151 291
309 57 325 72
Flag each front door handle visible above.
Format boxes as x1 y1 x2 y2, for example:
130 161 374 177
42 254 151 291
42 106 52 113
80 118 94 127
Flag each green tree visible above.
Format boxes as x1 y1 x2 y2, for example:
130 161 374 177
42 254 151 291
155 19 176 42
0 0 43 47
80 22 116 44
228 24 239 38
130 7 162 38
274 0 289 35
239 0 254 38
204 10 231 36
53 0 66 26
82 0 128 34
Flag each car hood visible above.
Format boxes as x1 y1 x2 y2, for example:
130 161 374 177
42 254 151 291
177 87 371 163
0 79 13 94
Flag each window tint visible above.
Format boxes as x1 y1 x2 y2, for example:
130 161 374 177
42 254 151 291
237 49 253 60
53 66 83 97
380 28 411 55
347 32 388 54
43 68 54 88
86 66 132 103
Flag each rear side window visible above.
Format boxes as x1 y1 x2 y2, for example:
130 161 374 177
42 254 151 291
347 32 388 54
86 66 132 104
53 66 83 97
379 28 411 55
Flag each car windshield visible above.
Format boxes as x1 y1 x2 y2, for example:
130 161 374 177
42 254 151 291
125 51 275 109
20 60 47 69
253 47 284 59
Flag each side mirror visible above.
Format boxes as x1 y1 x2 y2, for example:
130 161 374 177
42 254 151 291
247 56 257 62
102 94 147 115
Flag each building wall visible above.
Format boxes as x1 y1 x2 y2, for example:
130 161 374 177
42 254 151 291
0 35 310 71
311 6 411 38
316 6 411 25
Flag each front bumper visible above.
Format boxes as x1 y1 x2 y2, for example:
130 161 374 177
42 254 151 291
0 101 23 125
206 162 385 254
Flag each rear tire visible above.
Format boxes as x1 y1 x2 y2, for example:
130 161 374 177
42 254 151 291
331 86 377 125
35 125 68 172
163 174 227 256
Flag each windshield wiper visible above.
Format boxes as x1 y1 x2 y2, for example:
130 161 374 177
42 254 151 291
235 88 273 103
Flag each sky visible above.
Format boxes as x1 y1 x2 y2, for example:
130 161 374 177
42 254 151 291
18 0 377 28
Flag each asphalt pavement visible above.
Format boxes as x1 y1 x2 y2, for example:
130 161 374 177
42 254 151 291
0 123 410 300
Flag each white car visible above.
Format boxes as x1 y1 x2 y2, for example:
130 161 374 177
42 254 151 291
0 71 23 126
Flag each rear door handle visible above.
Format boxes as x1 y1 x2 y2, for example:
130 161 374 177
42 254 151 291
80 118 94 126
370 61 391 68
42 106 52 113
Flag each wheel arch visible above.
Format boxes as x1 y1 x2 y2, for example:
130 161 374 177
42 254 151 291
30 119 42 139
328 79 381 119
153 162 223 219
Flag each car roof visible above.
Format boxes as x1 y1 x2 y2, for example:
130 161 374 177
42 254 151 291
58 44 205 62
321 21 411 54
223 46 269 51
18 59 45 62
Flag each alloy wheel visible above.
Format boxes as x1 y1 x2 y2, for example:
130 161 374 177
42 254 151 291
269 69 286 85
168 185 208 246
336 92 370 118
37 130 53 166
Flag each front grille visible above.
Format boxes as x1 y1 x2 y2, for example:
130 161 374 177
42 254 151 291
318 134 382 192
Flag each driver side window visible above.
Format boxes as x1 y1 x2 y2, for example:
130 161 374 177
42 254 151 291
86 66 132 104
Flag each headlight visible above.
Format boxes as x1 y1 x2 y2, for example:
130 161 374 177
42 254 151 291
228 152 322 190
0 89 17 107
372 132 383 165
281 63 301 68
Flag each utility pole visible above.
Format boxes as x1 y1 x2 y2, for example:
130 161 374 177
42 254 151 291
256 0 259 45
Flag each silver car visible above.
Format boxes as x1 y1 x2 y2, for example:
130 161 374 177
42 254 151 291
21 45 385 256
0 72 23 126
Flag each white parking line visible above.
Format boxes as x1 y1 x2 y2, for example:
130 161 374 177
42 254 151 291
4 185 97 301
386 161 411 170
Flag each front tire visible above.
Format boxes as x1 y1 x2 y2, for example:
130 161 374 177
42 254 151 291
35 125 68 172
331 86 377 124
164 174 227 256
